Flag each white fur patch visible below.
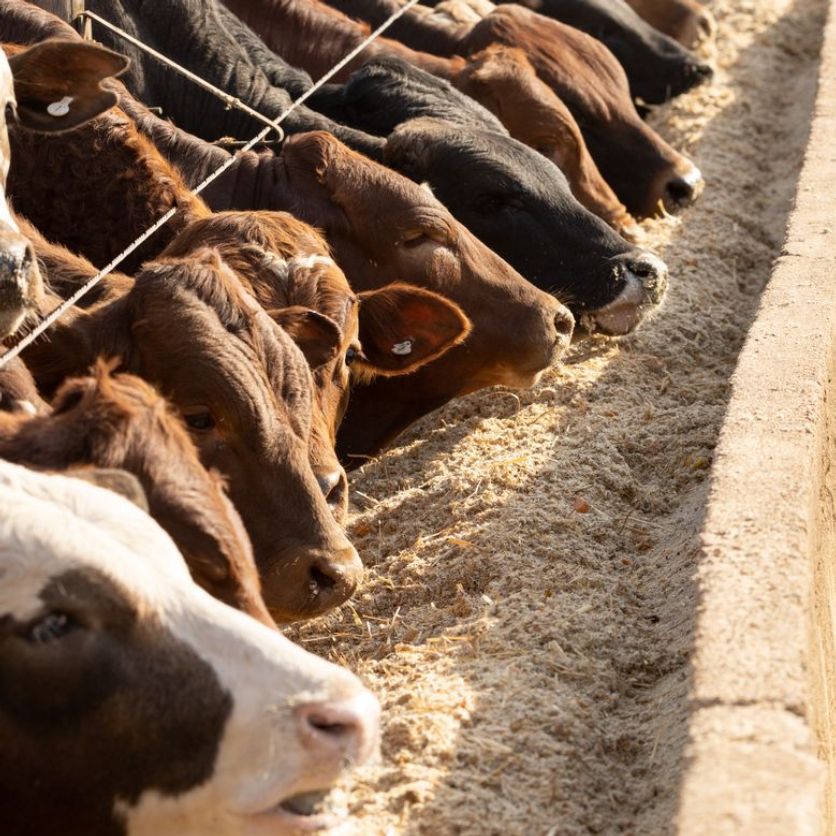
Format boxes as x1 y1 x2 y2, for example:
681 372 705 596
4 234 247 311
289 254 335 271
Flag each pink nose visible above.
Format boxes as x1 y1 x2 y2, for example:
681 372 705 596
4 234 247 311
295 690 380 766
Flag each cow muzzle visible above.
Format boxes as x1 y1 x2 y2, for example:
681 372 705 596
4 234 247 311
581 252 668 336
265 544 363 622
0 233 40 341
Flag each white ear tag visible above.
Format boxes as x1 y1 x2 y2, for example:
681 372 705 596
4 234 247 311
391 338 414 356
47 96 74 117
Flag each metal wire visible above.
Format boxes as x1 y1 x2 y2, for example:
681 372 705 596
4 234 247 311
0 0 422 370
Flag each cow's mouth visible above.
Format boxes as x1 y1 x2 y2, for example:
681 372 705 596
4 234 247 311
254 788 342 832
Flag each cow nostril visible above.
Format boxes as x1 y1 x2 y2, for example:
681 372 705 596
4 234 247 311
663 166 703 211
698 12 717 40
315 469 342 498
295 691 380 764
553 308 574 338
690 62 714 80
309 563 337 593
624 252 668 297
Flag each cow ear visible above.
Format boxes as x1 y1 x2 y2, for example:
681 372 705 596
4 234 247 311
271 306 343 369
8 40 129 133
68 467 150 513
356 283 470 375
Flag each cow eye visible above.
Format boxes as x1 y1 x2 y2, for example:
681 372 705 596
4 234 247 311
400 227 450 248
479 194 522 214
184 410 216 432
27 612 77 644
345 344 361 366
4 101 17 126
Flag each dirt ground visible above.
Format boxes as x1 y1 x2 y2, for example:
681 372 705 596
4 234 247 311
291 0 828 831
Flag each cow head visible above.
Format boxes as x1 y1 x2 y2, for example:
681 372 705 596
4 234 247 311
22 250 363 622
465 6 704 218
0 364 274 626
0 460 379 836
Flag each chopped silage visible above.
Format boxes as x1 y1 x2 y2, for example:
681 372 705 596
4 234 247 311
291 0 827 830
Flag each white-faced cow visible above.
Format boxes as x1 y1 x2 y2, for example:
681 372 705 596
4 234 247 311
0 459 380 836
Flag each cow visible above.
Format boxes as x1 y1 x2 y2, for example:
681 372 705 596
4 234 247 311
0 458 379 836
160 210 472 518
319 56 651 258
622 0 717 48
21 249 364 623
324 0 713 105
0 364 274 626
460 4 704 216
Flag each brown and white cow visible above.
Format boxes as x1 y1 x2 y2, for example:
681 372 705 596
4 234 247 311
0 458 379 836
0 364 274 626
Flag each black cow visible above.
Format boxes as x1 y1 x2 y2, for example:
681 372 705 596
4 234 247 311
77 0 384 158
316 58 667 333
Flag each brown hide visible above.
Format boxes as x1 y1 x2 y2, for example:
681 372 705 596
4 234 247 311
20 249 363 622
221 0 466 80
622 0 716 47
462 5 701 217
0 365 274 626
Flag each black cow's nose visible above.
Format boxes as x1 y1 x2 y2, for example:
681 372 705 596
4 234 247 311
687 61 714 82
623 252 669 301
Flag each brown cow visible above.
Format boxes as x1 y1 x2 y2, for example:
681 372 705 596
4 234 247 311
0 364 274 625
459 5 703 217
623 0 716 48
161 210 472 517
455 45 641 239
21 248 363 623
192 131 575 457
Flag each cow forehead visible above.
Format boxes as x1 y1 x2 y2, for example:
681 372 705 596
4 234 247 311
0 462 190 619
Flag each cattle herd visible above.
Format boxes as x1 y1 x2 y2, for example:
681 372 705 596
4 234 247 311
0 0 716 832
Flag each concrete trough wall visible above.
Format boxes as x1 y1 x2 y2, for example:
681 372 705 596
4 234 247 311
676 0 836 830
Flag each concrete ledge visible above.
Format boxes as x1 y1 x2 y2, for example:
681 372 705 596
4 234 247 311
675 0 836 830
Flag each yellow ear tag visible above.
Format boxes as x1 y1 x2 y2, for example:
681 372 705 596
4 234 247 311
47 96 73 117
